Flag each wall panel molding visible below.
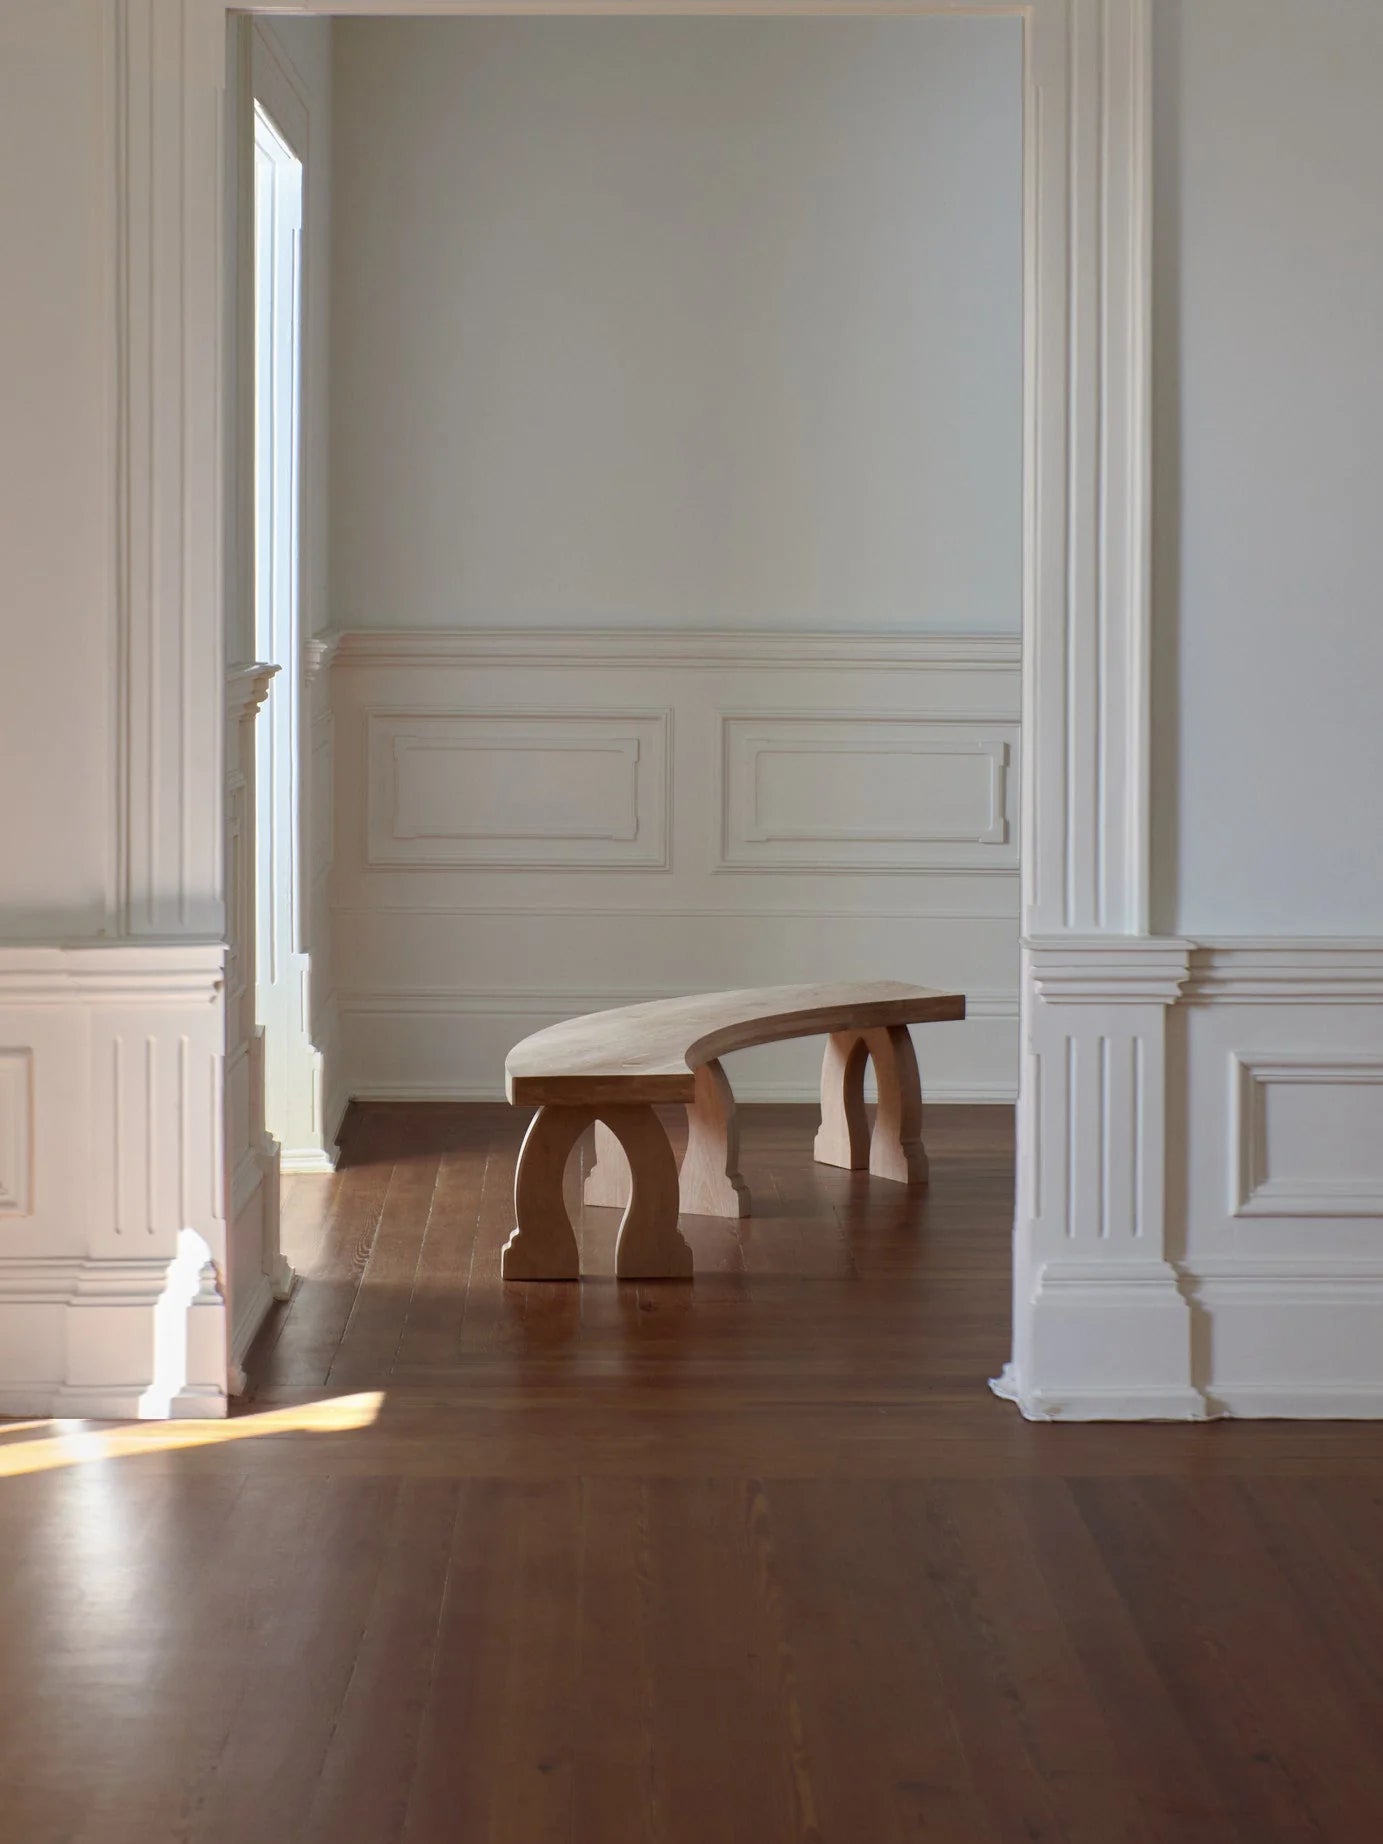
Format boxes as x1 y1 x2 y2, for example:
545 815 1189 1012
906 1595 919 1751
365 708 671 870
1230 1051 1383 1219
719 715 1018 873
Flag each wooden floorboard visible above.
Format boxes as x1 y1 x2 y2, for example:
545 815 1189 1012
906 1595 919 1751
3 1100 1383 1842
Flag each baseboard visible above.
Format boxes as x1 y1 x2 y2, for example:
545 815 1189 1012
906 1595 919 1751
990 1364 1209 1422
46 1382 229 1420
1203 1385 1383 1419
229 1270 275 1383
279 1146 338 1175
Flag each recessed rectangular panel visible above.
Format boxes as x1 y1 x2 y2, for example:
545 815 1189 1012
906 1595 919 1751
720 715 1018 871
367 711 669 869
1233 1054 1383 1216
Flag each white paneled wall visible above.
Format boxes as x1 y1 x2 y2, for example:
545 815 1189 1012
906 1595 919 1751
1174 943 1383 1416
330 630 1020 1104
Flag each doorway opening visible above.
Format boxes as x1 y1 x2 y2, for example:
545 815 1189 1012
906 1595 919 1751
252 98 325 1171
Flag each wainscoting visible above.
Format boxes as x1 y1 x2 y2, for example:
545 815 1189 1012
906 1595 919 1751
326 628 1022 1106
1176 940 1383 1416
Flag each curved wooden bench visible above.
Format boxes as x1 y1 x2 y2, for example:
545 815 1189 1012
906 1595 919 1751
503 980 965 1281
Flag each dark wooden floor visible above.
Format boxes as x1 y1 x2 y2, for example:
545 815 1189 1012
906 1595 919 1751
3 1102 1383 1843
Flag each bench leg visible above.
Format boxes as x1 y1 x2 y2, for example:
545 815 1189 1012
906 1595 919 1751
814 1031 872 1170
508 1103 692 1281
503 1105 590 1279
678 1059 750 1218
864 1024 929 1186
602 1104 692 1279
814 1025 929 1187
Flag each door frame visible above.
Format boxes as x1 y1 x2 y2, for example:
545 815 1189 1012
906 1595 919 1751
116 0 1198 1418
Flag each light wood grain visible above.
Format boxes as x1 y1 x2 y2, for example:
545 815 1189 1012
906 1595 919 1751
504 1106 587 1280
505 980 965 1107
814 1031 872 1170
582 1119 631 1210
7 1106 1383 1844
864 1024 928 1185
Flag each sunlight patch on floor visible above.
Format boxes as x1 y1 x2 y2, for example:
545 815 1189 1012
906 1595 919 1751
0 1393 385 1476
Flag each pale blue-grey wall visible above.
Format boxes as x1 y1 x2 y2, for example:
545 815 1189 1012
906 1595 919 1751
328 17 1022 633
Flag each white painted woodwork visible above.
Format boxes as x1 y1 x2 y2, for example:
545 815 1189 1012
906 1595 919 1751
366 710 671 870
720 716 1017 873
1171 941 1383 1418
0 943 228 1419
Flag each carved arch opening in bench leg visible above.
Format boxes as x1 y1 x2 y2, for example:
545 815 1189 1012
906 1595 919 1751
814 1025 929 1187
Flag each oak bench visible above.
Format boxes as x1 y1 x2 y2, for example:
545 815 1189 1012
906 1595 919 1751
502 980 966 1280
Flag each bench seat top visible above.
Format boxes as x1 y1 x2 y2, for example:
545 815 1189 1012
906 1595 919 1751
504 979 965 1106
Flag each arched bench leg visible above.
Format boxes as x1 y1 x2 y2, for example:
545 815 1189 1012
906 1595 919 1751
814 1026 929 1186
586 1063 751 1220
678 1060 750 1218
814 1031 871 1170
508 1103 691 1281
863 1025 929 1186
601 1105 692 1279
503 1105 591 1279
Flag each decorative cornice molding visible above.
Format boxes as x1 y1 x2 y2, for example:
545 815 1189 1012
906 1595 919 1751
325 627 1022 673
225 662 278 719
1025 935 1192 1005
